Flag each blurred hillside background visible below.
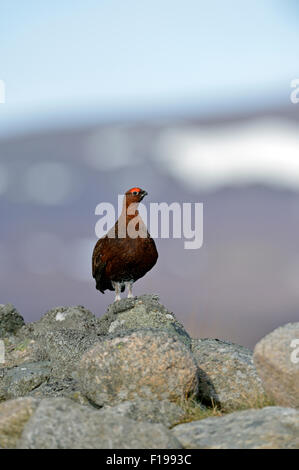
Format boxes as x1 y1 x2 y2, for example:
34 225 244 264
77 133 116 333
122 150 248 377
0 0 299 348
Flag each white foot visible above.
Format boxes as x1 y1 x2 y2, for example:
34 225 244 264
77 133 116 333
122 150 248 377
112 282 121 302
125 281 134 298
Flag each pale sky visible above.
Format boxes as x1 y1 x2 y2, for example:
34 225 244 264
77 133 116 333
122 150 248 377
0 0 298 135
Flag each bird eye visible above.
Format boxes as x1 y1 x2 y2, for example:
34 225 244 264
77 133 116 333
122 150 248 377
133 191 138 196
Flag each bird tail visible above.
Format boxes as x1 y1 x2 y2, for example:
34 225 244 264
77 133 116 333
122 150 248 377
94 261 107 293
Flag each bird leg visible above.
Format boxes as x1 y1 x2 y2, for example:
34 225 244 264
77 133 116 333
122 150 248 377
112 282 121 302
125 281 134 298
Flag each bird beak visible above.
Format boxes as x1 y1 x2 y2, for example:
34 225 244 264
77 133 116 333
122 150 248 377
140 190 148 200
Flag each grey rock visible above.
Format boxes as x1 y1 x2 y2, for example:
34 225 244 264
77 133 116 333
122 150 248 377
6 306 104 370
30 305 101 337
1 336 40 368
102 398 185 428
0 397 39 448
77 329 199 406
192 338 266 410
0 362 51 401
97 295 191 347
254 322 299 408
39 328 101 379
28 377 91 406
14 323 35 342
172 406 299 449
0 304 25 338
18 398 181 449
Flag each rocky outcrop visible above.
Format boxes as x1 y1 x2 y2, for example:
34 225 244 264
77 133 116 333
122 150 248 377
0 397 39 449
253 322 299 408
0 304 25 338
192 338 267 410
0 297 298 449
1 305 103 369
40 328 101 379
18 398 181 449
77 329 199 406
172 406 299 449
0 362 51 401
27 378 91 405
29 305 102 337
97 295 191 347
100 398 185 428
0 336 38 368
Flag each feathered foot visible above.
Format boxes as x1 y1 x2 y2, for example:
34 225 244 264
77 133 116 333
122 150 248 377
125 281 134 298
112 281 121 302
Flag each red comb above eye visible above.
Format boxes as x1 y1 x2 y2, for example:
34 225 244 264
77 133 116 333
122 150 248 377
129 187 141 193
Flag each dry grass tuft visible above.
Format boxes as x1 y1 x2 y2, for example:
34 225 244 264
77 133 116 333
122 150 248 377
172 393 276 427
171 398 222 427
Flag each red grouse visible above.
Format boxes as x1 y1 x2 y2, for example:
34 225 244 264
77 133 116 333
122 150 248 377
92 188 158 301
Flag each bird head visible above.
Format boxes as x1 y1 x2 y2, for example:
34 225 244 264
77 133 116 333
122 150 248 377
125 187 148 204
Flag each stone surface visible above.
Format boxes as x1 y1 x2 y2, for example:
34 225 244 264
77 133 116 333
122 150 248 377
0 362 51 401
192 338 266 410
77 329 199 406
0 304 25 338
28 378 91 406
172 407 299 449
97 295 191 347
0 397 39 449
253 322 299 408
39 328 101 379
0 336 38 368
102 398 185 428
1 298 297 450
18 398 181 449
30 305 101 337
